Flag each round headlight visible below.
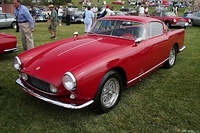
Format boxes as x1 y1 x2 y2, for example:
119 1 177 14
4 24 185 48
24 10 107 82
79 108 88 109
62 72 76 91
173 19 177 23
14 56 21 70
50 84 58 93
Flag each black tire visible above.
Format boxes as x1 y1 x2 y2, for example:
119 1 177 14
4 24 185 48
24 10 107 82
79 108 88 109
164 45 177 69
165 21 171 28
190 20 194 26
11 22 17 29
92 70 123 114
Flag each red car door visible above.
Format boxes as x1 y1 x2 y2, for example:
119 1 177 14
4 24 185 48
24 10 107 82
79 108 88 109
144 22 170 71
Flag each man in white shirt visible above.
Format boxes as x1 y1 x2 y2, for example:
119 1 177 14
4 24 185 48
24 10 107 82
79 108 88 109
58 6 64 26
139 5 145 17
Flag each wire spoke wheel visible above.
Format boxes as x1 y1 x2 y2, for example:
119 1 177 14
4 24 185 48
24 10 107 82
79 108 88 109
101 78 120 108
169 46 176 66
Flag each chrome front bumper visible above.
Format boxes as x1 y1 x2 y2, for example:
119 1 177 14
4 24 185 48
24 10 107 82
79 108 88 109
16 78 94 109
4 47 19 53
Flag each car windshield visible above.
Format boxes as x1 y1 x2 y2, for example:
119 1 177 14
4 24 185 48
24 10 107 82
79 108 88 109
91 20 145 40
164 12 176 17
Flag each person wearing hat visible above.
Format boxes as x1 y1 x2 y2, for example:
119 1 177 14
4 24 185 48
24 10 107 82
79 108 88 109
58 6 64 26
47 4 58 39
13 0 34 51
102 4 115 30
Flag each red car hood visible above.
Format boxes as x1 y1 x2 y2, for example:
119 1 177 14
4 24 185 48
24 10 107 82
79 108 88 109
22 35 131 84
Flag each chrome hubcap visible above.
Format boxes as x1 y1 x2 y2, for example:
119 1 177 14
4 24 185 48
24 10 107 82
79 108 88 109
101 78 120 108
169 47 176 66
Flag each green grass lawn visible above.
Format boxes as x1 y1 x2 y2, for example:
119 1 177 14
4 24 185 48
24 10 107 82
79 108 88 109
0 15 200 132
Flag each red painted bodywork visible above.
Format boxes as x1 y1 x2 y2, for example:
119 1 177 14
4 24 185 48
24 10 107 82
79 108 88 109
111 1 125 5
15 16 185 108
0 33 18 55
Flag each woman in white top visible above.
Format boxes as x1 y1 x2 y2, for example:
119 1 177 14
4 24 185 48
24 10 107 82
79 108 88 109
58 6 64 26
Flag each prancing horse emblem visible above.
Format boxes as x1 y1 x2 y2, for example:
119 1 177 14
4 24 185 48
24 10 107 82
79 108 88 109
36 67 40 70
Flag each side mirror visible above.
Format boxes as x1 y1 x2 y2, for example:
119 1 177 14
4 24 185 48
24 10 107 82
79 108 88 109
135 37 142 43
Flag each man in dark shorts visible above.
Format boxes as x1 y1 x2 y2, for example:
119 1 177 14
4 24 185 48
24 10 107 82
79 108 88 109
47 4 58 39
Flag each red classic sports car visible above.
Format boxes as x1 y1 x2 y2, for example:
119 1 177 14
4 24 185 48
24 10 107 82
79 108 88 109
111 1 125 5
0 33 18 55
150 11 191 28
14 16 186 114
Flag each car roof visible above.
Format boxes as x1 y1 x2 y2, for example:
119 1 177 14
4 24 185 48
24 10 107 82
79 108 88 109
100 16 162 23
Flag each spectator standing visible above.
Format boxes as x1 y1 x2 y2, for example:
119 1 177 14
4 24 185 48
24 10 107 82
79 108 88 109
83 6 94 33
47 4 58 40
102 4 115 30
58 6 64 26
144 6 148 16
30 5 36 24
172 5 178 15
92 5 98 21
13 0 34 51
64 6 71 26
138 5 145 16
105 4 115 17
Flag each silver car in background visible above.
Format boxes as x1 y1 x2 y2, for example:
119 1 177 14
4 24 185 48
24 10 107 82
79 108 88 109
187 11 200 26
0 13 17 29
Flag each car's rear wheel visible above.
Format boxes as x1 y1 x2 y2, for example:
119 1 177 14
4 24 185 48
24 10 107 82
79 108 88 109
92 70 123 114
164 45 177 69
11 22 17 29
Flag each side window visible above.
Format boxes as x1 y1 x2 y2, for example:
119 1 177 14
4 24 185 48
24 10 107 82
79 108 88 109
6 14 14 18
197 13 200 17
0 14 6 19
147 22 163 38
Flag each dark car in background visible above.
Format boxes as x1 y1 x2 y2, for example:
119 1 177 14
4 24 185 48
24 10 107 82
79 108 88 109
0 13 16 29
62 11 84 23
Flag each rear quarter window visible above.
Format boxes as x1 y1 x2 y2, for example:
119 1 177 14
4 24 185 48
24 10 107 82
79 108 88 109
147 22 163 38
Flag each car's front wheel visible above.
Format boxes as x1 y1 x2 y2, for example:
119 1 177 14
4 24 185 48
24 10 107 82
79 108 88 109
165 21 171 28
164 45 177 69
190 20 194 26
92 70 123 114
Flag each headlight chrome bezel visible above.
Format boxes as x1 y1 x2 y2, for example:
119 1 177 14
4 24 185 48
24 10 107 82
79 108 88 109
14 56 21 71
62 72 76 91
173 19 177 23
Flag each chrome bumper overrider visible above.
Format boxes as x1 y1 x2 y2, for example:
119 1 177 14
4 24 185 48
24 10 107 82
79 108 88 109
179 45 186 52
16 78 94 109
